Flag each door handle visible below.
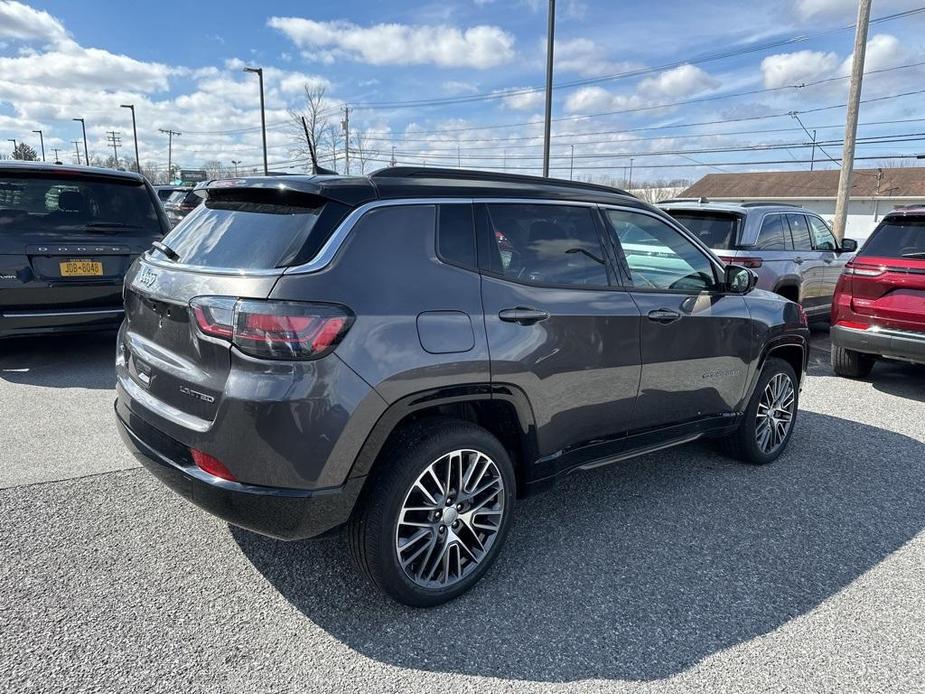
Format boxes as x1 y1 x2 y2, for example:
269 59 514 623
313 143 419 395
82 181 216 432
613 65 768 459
793 257 804 264
823 256 834 264
647 308 682 324
498 307 550 325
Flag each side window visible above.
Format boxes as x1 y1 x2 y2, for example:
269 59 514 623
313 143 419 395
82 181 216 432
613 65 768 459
484 203 610 287
808 216 837 250
786 214 814 251
605 209 718 291
436 203 476 269
755 214 788 250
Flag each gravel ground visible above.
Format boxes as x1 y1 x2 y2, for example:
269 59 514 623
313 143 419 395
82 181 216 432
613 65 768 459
0 330 923 693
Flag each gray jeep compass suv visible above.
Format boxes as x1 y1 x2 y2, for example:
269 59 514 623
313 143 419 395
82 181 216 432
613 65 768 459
116 168 809 606
659 200 857 321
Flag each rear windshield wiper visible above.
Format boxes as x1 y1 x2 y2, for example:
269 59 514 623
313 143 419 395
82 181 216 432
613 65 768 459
85 222 143 229
901 251 925 258
151 241 180 261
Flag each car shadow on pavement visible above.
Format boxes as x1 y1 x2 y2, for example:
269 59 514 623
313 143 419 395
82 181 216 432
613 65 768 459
0 332 116 390
233 410 925 683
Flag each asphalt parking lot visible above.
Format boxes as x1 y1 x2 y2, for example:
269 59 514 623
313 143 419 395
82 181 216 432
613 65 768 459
1 329 923 693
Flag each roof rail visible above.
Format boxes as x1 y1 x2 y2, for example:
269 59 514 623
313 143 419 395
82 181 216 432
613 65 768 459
369 166 630 196
739 202 803 208
661 196 709 204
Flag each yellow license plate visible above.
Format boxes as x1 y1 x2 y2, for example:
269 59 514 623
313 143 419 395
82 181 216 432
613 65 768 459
60 260 104 277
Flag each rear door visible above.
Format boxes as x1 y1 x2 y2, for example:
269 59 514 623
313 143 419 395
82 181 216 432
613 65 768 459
750 212 793 291
603 207 752 430
477 201 641 472
785 213 828 316
0 170 165 315
807 214 846 304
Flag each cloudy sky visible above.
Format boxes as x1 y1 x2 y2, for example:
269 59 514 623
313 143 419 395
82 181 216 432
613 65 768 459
1 0 924 184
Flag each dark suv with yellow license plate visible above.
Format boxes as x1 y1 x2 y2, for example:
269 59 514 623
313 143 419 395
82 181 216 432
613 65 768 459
0 162 168 338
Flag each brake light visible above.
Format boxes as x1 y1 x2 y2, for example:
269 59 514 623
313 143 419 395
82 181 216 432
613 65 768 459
717 255 763 268
844 262 884 277
189 297 353 360
191 449 237 481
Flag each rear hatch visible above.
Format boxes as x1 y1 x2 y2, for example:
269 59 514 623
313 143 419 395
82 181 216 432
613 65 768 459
845 215 925 332
0 168 165 314
121 185 344 424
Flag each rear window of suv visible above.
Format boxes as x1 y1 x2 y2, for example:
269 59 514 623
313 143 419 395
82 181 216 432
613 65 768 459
155 189 325 269
859 216 925 259
0 172 160 234
664 210 741 250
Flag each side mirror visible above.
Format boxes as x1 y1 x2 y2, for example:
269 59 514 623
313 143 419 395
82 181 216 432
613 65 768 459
725 264 757 294
840 238 858 253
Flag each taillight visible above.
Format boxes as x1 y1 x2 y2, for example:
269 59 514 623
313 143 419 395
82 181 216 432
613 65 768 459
191 448 237 481
844 262 884 277
717 255 763 268
189 297 353 361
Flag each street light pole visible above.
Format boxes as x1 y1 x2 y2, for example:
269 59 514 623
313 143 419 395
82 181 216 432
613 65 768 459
7 139 16 158
121 104 141 174
542 0 556 178
231 160 240 176
72 141 82 165
243 66 268 175
73 118 89 165
32 130 45 161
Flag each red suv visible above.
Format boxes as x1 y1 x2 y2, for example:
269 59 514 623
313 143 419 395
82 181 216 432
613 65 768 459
831 206 925 377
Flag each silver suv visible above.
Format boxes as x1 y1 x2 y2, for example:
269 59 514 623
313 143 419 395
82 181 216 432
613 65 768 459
659 200 857 320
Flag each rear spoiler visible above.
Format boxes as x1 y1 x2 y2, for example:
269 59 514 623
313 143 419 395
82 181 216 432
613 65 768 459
195 177 377 207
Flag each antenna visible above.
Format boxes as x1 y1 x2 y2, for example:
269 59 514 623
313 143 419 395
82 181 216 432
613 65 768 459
301 116 337 176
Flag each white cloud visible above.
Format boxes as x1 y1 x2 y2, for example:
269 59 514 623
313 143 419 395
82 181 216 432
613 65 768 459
267 17 515 68
760 49 840 88
275 71 330 94
555 38 637 78
637 64 720 98
564 86 620 113
497 88 544 110
0 1 68 45
442 80 479 95
841 33 908 74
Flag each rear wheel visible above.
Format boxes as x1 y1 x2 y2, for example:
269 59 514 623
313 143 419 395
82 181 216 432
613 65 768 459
720 357 798 465
831 344 875 378
348 418 515 607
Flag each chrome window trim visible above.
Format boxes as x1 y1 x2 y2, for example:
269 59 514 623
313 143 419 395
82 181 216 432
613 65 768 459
2 308 124 318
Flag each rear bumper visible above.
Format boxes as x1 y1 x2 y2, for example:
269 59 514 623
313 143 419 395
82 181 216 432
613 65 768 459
831 324 925 365
115 404 365 540
0 306 123 338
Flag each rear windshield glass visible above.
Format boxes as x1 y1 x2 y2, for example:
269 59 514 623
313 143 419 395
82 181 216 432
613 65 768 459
156 190 324 269
166 190 194 204
665 211 740 249
0 173 160 234
859 217 925 259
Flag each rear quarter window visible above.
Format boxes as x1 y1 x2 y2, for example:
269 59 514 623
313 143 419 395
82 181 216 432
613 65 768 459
436 203 476 270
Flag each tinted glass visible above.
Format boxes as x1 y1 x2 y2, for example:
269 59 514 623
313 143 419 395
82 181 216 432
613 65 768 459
859 217 925 259
754 214 788 250
437 204 476 269
807 216 837 250
665 211 740 249
0 173 161 234
157 190 324 269
165 190 188 204
606 209 718 291
485 203 609 287
786 214 814 251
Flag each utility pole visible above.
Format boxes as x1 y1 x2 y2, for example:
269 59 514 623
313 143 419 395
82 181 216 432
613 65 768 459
106 131 121 168
628 158 634 190
809 129 817 171
231 160 240 176
72 141 82 165
390 145 396 167
121 104 141 173
542 0 556 177
341 106 350 175
243 66 268 175
52 147 61 163
832 0 871 242
503 149 507 171
72 118 89 165
457 145 461 168
159 129 181 182
569 144 574 180
32 130 45 161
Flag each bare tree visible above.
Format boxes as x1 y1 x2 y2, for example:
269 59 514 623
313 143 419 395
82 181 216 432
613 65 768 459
204 160 227 179
323 123 342 173
351 130 379 174
12 142 38 161
289 83 336 171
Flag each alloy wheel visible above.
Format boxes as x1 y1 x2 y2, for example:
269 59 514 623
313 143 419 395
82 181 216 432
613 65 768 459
755 372 796 454
395 449 505 589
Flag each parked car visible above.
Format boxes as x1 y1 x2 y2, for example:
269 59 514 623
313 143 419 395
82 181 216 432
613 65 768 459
163 187 199 227
659 200 857 321
0 161 168 339
115 168 809 606
154 185 184 203
830 205 925 376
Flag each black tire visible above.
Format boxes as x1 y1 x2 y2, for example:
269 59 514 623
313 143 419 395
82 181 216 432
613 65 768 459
347 418 516 607
831 344 875 378
719 357 799 465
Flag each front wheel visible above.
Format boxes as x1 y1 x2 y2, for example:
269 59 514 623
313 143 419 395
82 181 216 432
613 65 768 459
348 419 516 607
720 357 799 465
